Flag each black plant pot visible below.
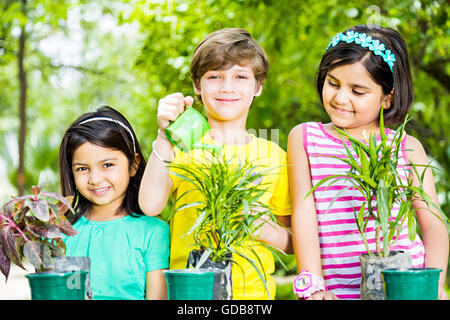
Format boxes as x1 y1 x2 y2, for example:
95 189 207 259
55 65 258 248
187 249 232 300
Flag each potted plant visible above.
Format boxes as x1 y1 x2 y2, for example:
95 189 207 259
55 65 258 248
165 150 287 300
0 184 89 300
308 110 448 299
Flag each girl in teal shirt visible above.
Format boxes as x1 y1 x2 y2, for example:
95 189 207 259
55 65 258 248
59 106 169 300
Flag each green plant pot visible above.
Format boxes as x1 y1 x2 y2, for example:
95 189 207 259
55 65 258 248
26 270 88 300
53 256 92 299
187 249 232 300
381 268 442 300
164 269 216 300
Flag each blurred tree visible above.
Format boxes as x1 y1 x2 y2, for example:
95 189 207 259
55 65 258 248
0 0 71 194
0 1 448 282
129 0 449 213
0 0 149 197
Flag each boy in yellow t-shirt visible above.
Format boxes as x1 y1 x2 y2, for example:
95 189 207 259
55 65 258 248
139 28 292 299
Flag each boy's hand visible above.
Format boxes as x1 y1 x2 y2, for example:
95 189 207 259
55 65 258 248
157 93 194 130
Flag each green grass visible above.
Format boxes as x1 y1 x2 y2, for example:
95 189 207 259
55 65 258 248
276 282 297 300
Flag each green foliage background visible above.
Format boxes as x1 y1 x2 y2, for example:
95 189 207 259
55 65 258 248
1 0 448 298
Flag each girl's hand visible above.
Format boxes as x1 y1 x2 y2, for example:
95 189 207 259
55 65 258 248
304 290 340 300
438 286 449 300
157 92 194 130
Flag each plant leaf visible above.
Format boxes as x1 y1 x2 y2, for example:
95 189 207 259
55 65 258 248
347 172 377 189
376 179 390 256
304 174 349 198
0 227 25 270
233 248 271 299
183 210 208 237
25 223 63 239
0 243 11 281
23 241 43 271
407 208 416 241
40 192 75 217
193 249 213 270
174 201 204 213
31 185 39 198
28 198 49 222
357 202 366 228
23 241 52 271
57 217 78 237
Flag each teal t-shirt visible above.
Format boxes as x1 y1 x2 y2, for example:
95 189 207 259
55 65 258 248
64 214 170 300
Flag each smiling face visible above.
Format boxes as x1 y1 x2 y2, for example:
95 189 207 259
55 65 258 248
71 142 137 219
322 61 392 134
194 63 262 127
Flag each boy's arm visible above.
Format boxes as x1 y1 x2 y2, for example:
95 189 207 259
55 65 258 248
139 132 174 216
254 155 293 253
253 210 292 254
405 135 449 299
138 93 193 216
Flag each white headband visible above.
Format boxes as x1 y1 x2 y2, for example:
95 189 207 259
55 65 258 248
78 117 136 154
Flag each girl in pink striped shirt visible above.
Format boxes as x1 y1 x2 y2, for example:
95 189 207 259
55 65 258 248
288 25 449 300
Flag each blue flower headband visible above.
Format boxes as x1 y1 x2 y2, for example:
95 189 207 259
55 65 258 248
326 30 396 75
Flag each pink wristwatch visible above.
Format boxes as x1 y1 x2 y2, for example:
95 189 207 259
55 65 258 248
293 271 327 299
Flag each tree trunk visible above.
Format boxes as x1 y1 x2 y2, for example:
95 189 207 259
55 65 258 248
17 0 27 196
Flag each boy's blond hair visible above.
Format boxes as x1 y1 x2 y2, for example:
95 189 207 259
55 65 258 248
190 28 269 89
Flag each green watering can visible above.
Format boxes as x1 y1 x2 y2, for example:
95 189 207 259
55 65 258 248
165 107 222 153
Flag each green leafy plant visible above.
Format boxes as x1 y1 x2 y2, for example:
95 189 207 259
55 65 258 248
308 110 448 258
0 184 78 281
169 150 287 298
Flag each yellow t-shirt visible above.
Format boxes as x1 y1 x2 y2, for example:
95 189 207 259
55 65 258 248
169 133 291 300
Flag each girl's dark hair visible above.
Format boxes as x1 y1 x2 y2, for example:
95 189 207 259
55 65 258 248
316 25 414 125
59 106 147 224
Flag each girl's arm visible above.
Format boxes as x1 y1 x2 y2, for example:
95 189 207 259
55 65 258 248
406 135 449 300
138 93 193 216
145 269 168 300
288 125 338 300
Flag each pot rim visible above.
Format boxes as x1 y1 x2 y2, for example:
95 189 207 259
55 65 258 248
163 269 221 275
381 267 442 275
25 270 88 278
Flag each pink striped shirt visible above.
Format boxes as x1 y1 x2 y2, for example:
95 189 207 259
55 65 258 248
302 122 425 300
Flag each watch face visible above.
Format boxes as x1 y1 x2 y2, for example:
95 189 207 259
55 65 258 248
294 274 312 292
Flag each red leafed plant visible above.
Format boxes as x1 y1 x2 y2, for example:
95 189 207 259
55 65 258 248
0 184 78 281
